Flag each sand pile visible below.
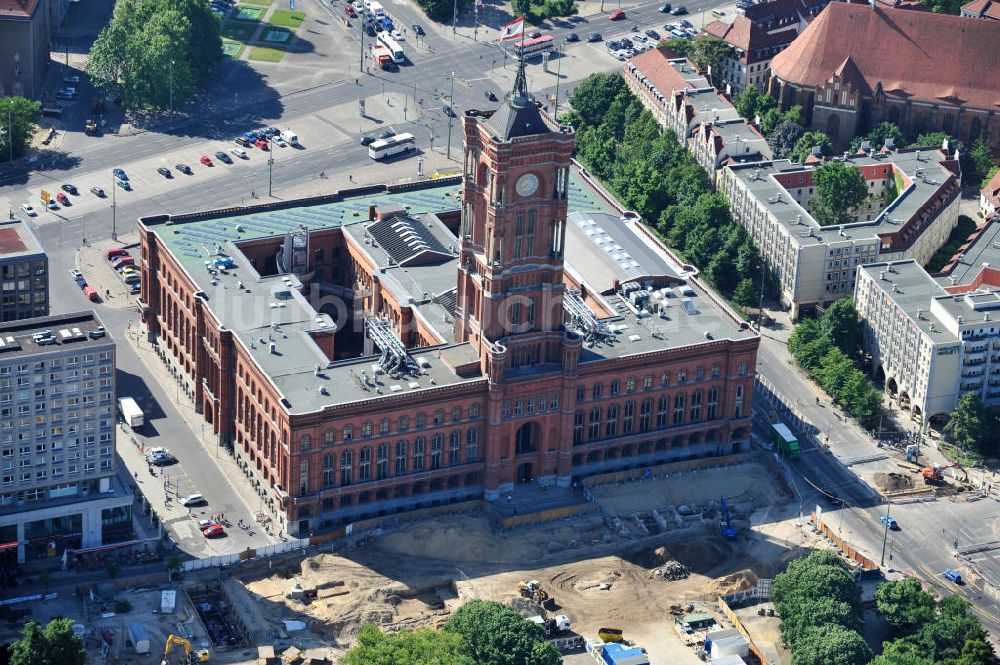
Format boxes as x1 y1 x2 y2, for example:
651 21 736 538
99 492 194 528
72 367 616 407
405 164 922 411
708 569 758 595
648 561 690 581
873 472 914 492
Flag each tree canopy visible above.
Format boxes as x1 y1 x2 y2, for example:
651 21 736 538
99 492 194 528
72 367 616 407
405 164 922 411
342 624 472 665
86 0 222 110
9 619 86 665
850 122 906 152
944 393 999 458
875 578 936 636
0 97 41 161
790 131 834 163
792 624 872 665
686 36 731 81
419 0 472 21
812 161 869 226
443 600 561 665
768 120 805 159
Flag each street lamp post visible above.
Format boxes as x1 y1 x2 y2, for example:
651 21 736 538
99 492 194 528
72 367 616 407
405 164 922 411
111 177 117 241
267 137 275 197
553 41 564 117
7 102 12 162
879 497 892 566
446 71 455 159
169 59 174 112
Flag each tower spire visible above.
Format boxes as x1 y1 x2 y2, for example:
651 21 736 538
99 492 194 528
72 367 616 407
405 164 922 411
511 56 531 107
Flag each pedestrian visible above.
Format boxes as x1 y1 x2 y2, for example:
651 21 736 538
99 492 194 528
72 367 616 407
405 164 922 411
506 494 512 504
349 174 354 182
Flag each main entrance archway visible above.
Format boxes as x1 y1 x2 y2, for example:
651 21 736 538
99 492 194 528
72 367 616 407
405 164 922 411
514 421 539 455
517 462 533 484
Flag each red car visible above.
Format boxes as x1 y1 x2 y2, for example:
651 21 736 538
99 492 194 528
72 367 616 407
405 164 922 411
609 9 625 19
255 139 269 151
200 155 214 166
56 192 70 206
106 248 129 261
202 524 225 538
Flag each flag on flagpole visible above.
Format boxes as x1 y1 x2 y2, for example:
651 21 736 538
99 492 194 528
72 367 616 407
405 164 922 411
498 17 524 40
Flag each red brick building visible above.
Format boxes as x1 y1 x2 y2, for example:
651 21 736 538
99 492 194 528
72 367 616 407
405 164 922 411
137 66 759 537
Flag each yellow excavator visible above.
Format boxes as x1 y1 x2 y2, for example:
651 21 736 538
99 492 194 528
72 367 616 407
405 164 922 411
162 635 210 665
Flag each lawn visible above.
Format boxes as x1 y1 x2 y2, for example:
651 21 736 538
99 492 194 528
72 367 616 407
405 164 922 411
221 20 258 41
924 214 979 273
232 5 265 20
221 40 245 57
268 9 305 28
248 46 286 62
240 0 272 5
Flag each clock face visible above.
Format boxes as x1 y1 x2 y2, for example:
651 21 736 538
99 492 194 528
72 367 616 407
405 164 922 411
515 173 539 197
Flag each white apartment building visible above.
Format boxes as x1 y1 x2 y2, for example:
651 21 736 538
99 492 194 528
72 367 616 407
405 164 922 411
856 260 1000 421
720 145 962 319
0 312 132 564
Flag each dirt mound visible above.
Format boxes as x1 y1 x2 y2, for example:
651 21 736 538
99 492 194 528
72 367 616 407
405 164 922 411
708 569 758 596
648 561 690 581
628 545 674 569
874 472 914 492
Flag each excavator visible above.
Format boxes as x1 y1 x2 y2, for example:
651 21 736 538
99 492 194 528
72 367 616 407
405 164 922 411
922 462 966 485
162 635 210 665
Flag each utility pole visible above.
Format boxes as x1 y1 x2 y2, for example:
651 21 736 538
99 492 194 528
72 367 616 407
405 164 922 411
446 71 455 159
268 137 275 197
879 498 892 566
359 18 366 74
553 41 564 117
111 177 117 241
7 102 12 162
452 0 458 35
169 59 174 112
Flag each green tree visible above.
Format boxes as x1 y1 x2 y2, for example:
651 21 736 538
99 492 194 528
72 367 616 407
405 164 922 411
916 0 964 13
662 38 693 57
733 278 760 310
166 552 184 581
87 0 222 110
733 87 765 120
773 550 859 616
342 624 473 665
444 599 561 665
0 97 41 160
812 161 868 226
768 120 805 159
850 121 905 152
687 36 731 81
789 131 834 163
10 619 86 665
511 0 532 16
909 596 989 662
944 392 992 455
875 578 936 635
910 132 960 152
820 298 861 357
868 640 935 665
957 638 994 665
780 597 862 647
969 137 994 178
982 164 998 190
791 624 871 665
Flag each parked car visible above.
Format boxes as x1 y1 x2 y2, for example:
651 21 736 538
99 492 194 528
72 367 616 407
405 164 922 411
20 203 36 217
47 199 59 210
83 286 99 302
943 570 964 584
63 75 82 84
645 29 661 40
632 33 647 42
111 257 135 271
443 105 455 117
670 6 687 14
609 10 625 19
879 515 899 530
202 524 225 538
175 163 193 175
380 129 396 139
112 168 128 181
90 187 105 197
231 148 248 159
182 493 206 507
105 248 129 261
235 136 251 147
69 269 86 286
150 451 176 466
61 183 78 195
360 134 376 146
412 23 425 35
198 519 218 530
56 192 70 206
115 179 130 191
565 32 579 42
679 18 693 27
255 139 269 150
587 32 602 42
485 90 498 101
529 30 542 38
200 155 213 166
273 136 287 148
391 29 404 41
658 3 672 11
214 151 232 164
157 166 172 178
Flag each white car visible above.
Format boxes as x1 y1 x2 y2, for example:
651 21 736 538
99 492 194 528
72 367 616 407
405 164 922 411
230 147 248 159
20 203 36 217
47 199 58 211
632 33 647 42
181 493 206 507
147 447 171 458
391 29 404 41
614 50 629 61
273 136 287 148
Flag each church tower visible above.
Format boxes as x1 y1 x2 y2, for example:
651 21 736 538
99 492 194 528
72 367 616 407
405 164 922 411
454 58 575 377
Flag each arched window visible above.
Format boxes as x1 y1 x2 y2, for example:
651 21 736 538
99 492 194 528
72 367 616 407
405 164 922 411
359 446 372 481
299 435 311 452
466 429 478 461
340 450 353 485
430 435 443 469
395 440 408 475
970 117 982 141
324 429 335 445
413 436 425 471
323 453 335 487
610 380 620 396
825 113 840 140
470 404 480 419
449 431 461 465
376 443 389 479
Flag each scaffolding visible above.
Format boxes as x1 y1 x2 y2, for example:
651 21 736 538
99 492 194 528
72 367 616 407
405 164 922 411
563 290 616 345
365 317 420 377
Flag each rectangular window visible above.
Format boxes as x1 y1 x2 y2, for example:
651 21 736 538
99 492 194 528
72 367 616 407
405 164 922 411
622 401 634 434
673 393 685 425
573 411 584 445
430 436 443 470
413 438 425 471
657 395 669 428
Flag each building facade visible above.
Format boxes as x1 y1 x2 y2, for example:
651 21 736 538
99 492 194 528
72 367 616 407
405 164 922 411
0 0 51 100
855 259 1000 421
769 3 1000 152
0 312 132 565
137 65 759 538
720 145 961 318
960 0 1000 19
0 218 48 322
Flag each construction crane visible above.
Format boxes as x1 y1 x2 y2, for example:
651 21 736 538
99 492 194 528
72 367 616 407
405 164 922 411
719 496 738 540
922 462 965 485
162 635 210 665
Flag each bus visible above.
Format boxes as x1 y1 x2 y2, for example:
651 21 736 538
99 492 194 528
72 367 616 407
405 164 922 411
377 33 404 63
511 34 554 59
369 132 415 160
770 422 800 459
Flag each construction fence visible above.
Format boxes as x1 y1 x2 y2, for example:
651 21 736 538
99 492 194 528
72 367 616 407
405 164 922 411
181 538 310 572
581 451 758 490
717 596 773 665
811 512 879 573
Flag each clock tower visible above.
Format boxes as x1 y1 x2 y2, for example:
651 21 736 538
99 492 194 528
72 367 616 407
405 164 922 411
454 59 575 375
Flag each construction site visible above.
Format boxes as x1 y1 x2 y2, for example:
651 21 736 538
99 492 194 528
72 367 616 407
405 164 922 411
0 453 845 665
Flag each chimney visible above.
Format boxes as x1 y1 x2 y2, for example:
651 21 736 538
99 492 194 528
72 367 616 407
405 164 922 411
368 204 377 221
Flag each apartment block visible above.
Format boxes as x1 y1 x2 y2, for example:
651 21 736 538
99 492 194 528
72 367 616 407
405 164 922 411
0 312 132 564
0 219 48 321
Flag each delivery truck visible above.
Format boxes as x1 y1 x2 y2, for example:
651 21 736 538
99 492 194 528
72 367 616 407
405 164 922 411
117 397 144 429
